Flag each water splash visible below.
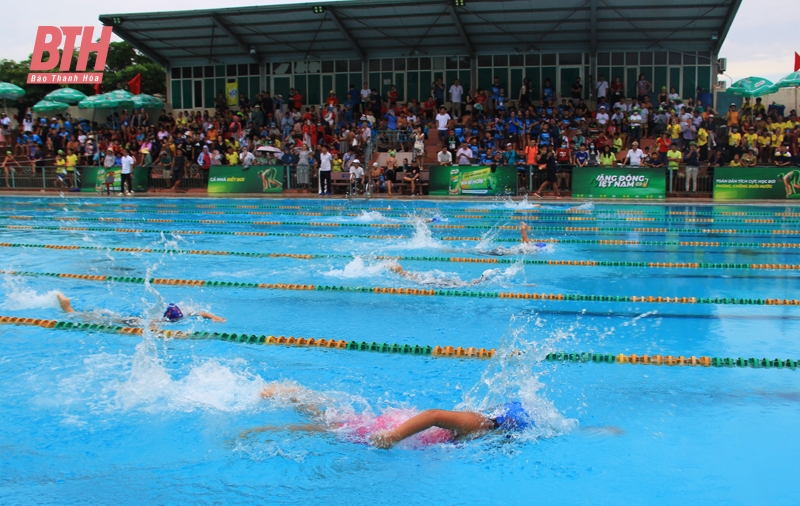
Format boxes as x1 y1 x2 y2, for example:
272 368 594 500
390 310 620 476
323 256 393 279
0 278 62 310
386 216 442 250
476 242 555 256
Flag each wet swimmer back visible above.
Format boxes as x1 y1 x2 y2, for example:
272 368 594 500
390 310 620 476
56 293 226 325
253 382 534 449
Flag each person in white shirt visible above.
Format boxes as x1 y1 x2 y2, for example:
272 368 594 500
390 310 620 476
624 142 645 167
595 106 609 127
449 79 464 118
318 145 332 195
456 142 473 165
596 75 609 100
437 146 453 165
240 148 256 170
349 159 365 193
435 107 451 146
119 149 135 195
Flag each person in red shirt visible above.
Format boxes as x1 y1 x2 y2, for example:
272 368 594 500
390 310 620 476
325 91 338 108
474 91 487 114
423 96 436 121
555 141 572 190
293 91 303 111
388 85 399 108
657 132 671 166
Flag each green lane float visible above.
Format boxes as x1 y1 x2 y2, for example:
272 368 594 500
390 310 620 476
1 241 799 272
1 268 799 307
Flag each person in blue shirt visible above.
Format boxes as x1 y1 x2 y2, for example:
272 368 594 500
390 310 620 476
542 79 555 103
574 144 590 167
491 77 501 110
538 123 552 147
496 89 507 111
348 84 361 116
503 143 517 165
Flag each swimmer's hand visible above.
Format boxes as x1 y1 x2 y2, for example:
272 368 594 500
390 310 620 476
369 430 399 449
260 381 301 399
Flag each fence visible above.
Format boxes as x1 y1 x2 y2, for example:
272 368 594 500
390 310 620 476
0 165 209 192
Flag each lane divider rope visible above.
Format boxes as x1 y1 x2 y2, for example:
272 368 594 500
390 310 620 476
545 352 799 369
2 268 798 306
2 241 799 271
3 224 800 250
0 315 495 359
3 214 800 236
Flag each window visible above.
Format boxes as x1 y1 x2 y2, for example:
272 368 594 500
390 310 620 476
432 57 444 69
369 59 380 72
446 57 458 69
639 52 653 66
654 52 667 65
559 53 582 65
407 58 419 71
611 52 624 65
459 56 470 69
394 58 406 71
381 59 392 71
264 63 271 75
193 66 202 78
625 52 638 66
597 53 609 65
349 60 362 72
542 54 556 66
204 66 214 78
238 64 249 76
171 67 181 79
493 54 508 67
226 65 237 77
509 54 524 67
683 53 696 65
249 63 260 75
526 54 540 66
478 55 492 67
321 60 334 73
335 60 348 73
420 57 432 70
669 52 681 65
273 62 291 75
697 52 711 65
183 67 193 79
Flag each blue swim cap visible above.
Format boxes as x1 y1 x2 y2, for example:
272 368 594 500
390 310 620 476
164 303 184 321
493 401 533 431
535 242 547 248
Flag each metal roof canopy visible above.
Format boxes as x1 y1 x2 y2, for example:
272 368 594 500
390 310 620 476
100 0 740 66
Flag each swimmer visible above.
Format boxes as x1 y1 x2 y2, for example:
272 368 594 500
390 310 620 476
56 293 226 327
520 221 530 244
250 381 533 449
387 263 497 287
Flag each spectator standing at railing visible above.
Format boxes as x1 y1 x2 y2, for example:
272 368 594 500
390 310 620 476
596 75 609 103
120 149 135 196
683 143 700 192
449 79 464 118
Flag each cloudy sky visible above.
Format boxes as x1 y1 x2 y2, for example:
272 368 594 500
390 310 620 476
1 0 795 84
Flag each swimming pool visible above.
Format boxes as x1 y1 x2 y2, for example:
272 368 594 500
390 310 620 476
1 196 799 505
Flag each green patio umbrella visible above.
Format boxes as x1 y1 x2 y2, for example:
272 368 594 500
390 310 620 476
44 87 87 104
32 100 70 113
132 93 163 108
727 76 779 97
78 91 134 109
0 82 25 100
776 72 800 88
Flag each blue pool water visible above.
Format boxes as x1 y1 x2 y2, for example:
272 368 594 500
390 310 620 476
1 196 799 505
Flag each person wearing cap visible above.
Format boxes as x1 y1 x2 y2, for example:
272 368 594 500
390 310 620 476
349 158 364 193
775 143 793 167
103 147 116 170
54 150 67 189
629 107 643 144
683 142 700 192
624 141 645 168
325 91 338 109
595 105 609 127
369 162 383 192
403 159 422 196
728 124 743 159
2 151 21 188
741 147 758 167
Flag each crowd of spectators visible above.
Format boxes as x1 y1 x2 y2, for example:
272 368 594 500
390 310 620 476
2 73 799 194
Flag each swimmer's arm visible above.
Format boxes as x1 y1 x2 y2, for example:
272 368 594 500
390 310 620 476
520 229 530 243
196 311 226 323
370 409 494 449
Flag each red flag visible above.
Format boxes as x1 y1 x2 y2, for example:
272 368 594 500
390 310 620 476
94 83 101 95
128 73 142 95
795 52 800 72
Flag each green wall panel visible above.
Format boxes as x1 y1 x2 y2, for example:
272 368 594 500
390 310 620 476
294 75 307 106
697 66 712 94
682 67 696 100
669 68 681 95
203 78 215 108
478 68 493 93
419 71 432 99
369 72 380 96
541 66 557 100
525 67 540 98
181 80 192 109
626 68 638 99
510 68 523 102
307 74 321 105
171 80 181 109
458 70 471 96
407 71 419 102
335 74 348 102
654 67 667 95
239 78 249 106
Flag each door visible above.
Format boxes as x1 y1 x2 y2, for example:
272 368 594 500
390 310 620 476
273 77 290 104
559 67 582 102
193 80 203 108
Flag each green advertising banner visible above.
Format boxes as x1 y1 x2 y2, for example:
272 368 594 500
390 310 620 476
714 167 800 200
207 166 284 194
572 167 666 199
429 165 518 196
80 167 148 193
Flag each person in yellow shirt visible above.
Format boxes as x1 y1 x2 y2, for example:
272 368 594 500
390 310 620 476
757 130 772 164
599 146 616 167
225 147 239 165
696 124 709 161
666 143 682 192
667 118 681 141
54 150 67 189
729 154 743 167
741 147 758 167
728 125 742 159
726 104 739 127
65 148 78 188
744 127 758 150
